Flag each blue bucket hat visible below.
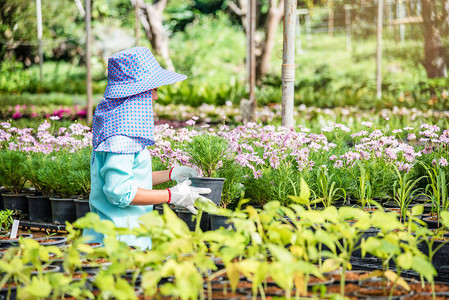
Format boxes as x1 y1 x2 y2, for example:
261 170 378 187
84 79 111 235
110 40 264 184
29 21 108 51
104 47 187 98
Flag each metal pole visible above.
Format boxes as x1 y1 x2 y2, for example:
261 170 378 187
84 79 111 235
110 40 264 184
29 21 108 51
281 0 296 128
86 0 93 125
248 0 256 115
135 0 140 46
376 0 383 100
345 4 352 52
36 0 43 81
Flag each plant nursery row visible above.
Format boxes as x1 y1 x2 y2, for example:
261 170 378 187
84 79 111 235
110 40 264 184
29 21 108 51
0 113 448 299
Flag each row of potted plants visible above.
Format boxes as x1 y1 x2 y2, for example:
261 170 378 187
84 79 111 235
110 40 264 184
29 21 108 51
0 119 448 227
1 197 449 299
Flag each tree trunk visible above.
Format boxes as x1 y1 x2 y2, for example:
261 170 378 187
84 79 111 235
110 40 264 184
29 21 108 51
256 0 284 81
132 0 174 71
421 0 447 78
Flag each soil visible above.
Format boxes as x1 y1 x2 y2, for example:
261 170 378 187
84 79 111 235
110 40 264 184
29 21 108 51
330 271 372 282
356 286 411 297
324 283 361 296
409 283 449 294
0 235 27 241
36 238 61 243
402 295 449 300
81 258 110 265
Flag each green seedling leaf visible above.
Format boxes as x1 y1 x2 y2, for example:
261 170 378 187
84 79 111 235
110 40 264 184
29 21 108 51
371 211 404 232
19 276 52 299
441 211 449 229
411 205 424 216
411 255 437 283
320 258 341 273
226 263 240 292
397 252 413 270
384 270 410 291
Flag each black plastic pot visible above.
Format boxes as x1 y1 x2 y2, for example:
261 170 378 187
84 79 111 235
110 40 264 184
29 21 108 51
209 214 234 231
154 204 164 215
74 198 90 219
27 195 52 222
175 207 209 232
422 215 442 229
49 197 77 224
0 233 33 248
34 236 67 247
189 177 225 205
0 284 17 300
2 193 29 215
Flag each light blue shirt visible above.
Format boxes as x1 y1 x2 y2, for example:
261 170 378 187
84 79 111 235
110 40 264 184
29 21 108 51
83 149 153 249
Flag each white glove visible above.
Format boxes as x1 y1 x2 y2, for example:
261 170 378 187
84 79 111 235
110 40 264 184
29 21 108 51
169 166 199 183
167 180 212 214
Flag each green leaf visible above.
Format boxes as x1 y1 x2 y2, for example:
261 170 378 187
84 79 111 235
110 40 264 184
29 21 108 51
412 205 424 216
411 255 436 283
371 211 404 232
397 252 413 270
441 211 449 229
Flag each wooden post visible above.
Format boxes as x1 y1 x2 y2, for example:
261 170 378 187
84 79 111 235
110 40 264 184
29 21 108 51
345 4 351 52
86 0 93 125
376 0 384 100
135 0 140 46
36 0 43 81
248 0 256 116
328 0 334 37
281 0 296 128
296 13 302 55
398 0 405 42
305 13 311 41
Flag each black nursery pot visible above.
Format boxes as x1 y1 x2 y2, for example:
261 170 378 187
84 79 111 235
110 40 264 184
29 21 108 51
27 195 52 222
49 197 77 224
2 193 29 215
175 207 210 232
0 233 33 249
74 198 90 219
189 177 225 206
209 214 235 231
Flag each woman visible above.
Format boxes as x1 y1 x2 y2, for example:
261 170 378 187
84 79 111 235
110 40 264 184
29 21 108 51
83 47 211 249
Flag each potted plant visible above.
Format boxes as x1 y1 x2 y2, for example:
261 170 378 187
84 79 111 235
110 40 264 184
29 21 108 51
22 153 54 222
46 151 80 224
0 150 29 216
69 147 91 219
0 209 33 249
177 133 228 231
183 133 227 205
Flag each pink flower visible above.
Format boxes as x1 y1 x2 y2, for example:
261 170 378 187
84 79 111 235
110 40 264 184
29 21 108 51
329 155 337 161
407 133 416 141
439 158 448 167
334 160 343 169
186 119 196 126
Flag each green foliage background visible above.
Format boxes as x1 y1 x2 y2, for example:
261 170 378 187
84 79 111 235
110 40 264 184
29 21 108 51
1 0 448 110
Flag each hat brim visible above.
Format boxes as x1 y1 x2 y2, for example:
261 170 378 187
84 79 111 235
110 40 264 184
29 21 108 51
104 67 187 99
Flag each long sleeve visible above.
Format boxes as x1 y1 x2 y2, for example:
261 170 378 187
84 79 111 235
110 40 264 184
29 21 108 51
100 153 138 208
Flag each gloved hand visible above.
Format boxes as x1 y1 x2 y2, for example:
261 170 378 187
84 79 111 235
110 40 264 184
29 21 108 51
169 166 199 183
167 180 212 214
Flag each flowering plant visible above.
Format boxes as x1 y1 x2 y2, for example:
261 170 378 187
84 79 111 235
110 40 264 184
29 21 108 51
0 150 28 194
183 133 229 178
